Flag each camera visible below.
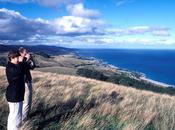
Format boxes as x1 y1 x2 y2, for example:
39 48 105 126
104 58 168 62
28 52 35 59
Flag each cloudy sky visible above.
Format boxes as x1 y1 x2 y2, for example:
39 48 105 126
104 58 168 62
0 0 175 49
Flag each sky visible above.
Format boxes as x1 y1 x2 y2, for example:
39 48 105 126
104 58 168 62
0 0 175 49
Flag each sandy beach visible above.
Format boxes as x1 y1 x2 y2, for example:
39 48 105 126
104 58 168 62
140 76 172 88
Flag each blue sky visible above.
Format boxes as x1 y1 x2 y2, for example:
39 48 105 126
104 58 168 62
0 0 175 48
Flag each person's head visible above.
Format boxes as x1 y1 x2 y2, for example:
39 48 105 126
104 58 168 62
8 51 20 64
19 47 28 57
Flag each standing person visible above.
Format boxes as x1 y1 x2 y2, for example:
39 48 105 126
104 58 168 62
18 47 36 121
6 51 25 130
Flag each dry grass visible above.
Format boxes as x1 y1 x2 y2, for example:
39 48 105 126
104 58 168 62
0 67 175 130
36 66 77 75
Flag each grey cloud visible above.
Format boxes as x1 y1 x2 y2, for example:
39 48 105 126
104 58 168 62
0 8 104 42
0 8 53 40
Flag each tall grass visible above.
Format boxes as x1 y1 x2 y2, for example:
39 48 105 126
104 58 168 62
0 68 174 130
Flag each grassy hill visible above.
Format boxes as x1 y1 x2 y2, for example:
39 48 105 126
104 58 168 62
0 67 175 130
0 45 118 77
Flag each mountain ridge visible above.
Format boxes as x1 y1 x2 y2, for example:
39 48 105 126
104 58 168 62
0 44 75 55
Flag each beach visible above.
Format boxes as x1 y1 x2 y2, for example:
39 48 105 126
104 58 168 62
140 76 172 88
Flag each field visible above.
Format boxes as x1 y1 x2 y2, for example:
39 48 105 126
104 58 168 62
0 67 175 130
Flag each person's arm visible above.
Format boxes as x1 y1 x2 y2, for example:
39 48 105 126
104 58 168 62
27 59 36 70
25 54 36 70
19 60 35 73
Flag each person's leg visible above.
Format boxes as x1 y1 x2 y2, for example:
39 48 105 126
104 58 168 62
7 102 23 130
22 82 32 121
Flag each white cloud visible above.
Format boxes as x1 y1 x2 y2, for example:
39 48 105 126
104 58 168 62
108 38 175 46
67 3 100 18
106 26 170 36
0 8 104 41
116 0 126 6
159 39 175 45
116 0 135 6
35 0 81 8
73 35 175 47
152 30 170 36
0 7 174 48
52 16 104 35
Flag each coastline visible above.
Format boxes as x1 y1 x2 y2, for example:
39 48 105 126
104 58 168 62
140 76 172 88
110 64 173 88
75 52 173 88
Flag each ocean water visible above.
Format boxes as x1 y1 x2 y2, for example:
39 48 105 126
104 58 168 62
76 49 175 86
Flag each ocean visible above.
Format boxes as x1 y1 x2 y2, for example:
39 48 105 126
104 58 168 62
76 49 175 86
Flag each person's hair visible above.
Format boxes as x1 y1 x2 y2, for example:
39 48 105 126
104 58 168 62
8 51 20 61
19 47 27 53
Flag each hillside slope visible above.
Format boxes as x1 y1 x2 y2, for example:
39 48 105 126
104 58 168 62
0 67 175 130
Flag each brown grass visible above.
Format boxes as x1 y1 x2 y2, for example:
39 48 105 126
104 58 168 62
0 67 175 130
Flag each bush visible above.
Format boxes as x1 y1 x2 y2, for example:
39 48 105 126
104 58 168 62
107 74 175 96
0 57 7 66
77 68 175 96
36 52 51 58
76 68 107 81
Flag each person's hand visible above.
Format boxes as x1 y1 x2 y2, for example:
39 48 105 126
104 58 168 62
18 56 24 62
25 53 31 61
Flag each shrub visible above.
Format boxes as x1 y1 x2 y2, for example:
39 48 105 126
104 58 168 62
76 68 107 81
77 68 175 96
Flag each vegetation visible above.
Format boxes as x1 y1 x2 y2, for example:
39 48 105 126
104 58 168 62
35 52 51 58
77 68 108 81
0 45 175 129
0 57 7 66
0 68 175 130
76 68 175 96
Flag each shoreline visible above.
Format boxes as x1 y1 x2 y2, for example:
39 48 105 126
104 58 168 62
140 76 172 88
75 52 174 88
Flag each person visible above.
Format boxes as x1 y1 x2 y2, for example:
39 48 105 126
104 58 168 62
6 51 25 130
18 47 36 121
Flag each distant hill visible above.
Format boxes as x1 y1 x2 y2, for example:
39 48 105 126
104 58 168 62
0 44 75 55
0 44 77 67
1 44 175 96
0 67 174 130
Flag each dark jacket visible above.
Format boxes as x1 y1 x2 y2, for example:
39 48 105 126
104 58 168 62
6 62 25 102
22 57 36 82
